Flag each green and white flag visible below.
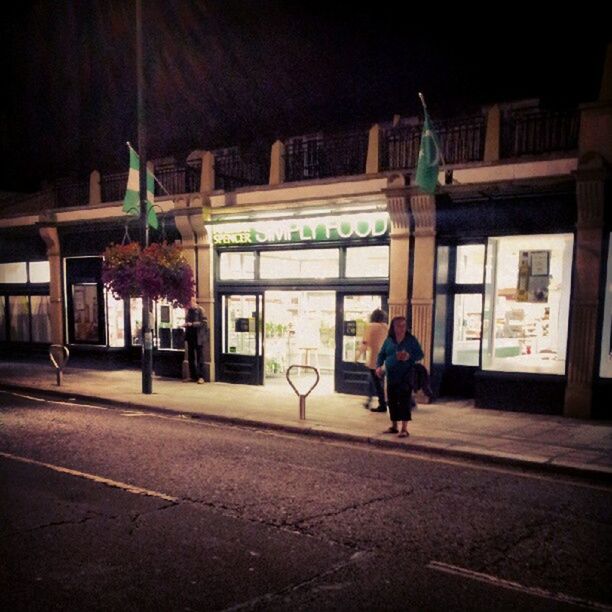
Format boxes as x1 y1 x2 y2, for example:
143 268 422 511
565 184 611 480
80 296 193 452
414 96 441 194
123 145 159 230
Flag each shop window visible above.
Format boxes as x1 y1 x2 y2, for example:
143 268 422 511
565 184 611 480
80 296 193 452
260 249 339 279
9 295 30 341
223 295 258 355
482 233 573 375
130 298 143 346
72 284 99 343
29 261 51 283
455 245 485 284
345 246 389 278
156 300 185 350
0 262 27 284
219 252 255 280
106 291 125 347
30 295 51 343
0 296 5 341
600 233 612 378
452 294 482 366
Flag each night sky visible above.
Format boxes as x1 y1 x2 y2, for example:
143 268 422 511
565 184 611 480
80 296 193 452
1 1 609 191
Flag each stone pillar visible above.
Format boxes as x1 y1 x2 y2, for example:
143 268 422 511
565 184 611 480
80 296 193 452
269 140 285 185
176 206 216 382
38 226 64 345
564 155 608 418
483 105 501 163
366 124 380 174
200 151 215 193
410 193 436 370
385 175 410 320
89 170 101 206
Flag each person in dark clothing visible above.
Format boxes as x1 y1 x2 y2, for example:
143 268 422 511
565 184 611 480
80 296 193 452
184 296 208 383
375 316 424 437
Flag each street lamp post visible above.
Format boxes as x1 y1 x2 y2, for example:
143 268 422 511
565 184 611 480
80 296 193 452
136 0 152 394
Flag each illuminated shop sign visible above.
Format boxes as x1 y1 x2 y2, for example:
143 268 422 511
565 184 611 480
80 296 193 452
212 213 389 245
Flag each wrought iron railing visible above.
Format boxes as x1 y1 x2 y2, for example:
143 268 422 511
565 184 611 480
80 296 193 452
54 179 90 208
154 163 201 195
501 108 578 158
214 148 270 191
284 129 368 182
101 171 128 203
381 115 485 171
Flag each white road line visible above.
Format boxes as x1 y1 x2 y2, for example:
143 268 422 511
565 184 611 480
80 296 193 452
427 561 612 611
0 451 178 503
1 389 109 411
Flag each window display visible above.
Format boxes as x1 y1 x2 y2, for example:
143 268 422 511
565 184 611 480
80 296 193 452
30 295 51 343
9 295 30 341
223 295 258 355
156 300 185 350
452 293 482 366
106 290 125 347
73 284 99 343
482 234 573 374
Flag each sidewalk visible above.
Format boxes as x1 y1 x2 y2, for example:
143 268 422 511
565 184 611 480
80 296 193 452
1 359 611 481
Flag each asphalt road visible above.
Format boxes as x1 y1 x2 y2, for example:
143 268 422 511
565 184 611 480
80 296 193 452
1 389 611 611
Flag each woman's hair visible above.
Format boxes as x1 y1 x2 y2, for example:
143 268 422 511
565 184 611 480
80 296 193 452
388 316 407 341
370 308 386 323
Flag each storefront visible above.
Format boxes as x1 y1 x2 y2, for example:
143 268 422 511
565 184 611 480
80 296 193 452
59 222 186 370
212 210 389 395
432 191 577 414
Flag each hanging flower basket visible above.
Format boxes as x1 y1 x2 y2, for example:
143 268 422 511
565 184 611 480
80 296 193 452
102 242 142 300
136 242 194 308
102 241 194 308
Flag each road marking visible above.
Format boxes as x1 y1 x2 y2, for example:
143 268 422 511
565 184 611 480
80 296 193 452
1 389 109 411
427 561 612 611
0 451 178 502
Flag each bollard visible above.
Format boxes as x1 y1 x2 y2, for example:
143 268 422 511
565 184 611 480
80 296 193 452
286 365 320 420
49 344 70 386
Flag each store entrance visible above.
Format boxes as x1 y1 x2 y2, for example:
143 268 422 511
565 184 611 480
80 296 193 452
264 290 336 392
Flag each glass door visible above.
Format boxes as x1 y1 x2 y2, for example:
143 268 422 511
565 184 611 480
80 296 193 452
217 293 263 384
335 293 387 395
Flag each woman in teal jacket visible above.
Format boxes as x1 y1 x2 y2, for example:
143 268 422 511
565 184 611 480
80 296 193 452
375 316 424 437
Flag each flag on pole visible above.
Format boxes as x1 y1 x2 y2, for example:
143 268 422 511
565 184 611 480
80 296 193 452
414 94 441 194
123 145 159 229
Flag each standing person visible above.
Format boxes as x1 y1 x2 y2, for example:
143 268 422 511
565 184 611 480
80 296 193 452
375 316 424 437
184 296 208 384
356 308 388 412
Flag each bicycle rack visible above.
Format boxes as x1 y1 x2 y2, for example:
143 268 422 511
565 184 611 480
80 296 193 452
286 365 320 420
49 344 70 386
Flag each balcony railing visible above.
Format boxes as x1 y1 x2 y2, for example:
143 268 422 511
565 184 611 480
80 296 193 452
284 129 369 182
381 115 485 171
501 108 578 158
214 148 270 192
54 179 89 208
154 163 201 195
101 171 128 203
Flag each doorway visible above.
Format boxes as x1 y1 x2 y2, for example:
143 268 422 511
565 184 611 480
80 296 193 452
264 290 335 392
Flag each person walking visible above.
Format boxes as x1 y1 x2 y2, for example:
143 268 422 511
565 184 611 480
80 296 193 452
375 316 424 437
356 308 388 412
184 296 208 384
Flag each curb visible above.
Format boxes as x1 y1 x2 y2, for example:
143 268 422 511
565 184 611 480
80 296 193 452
2 381 611 484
